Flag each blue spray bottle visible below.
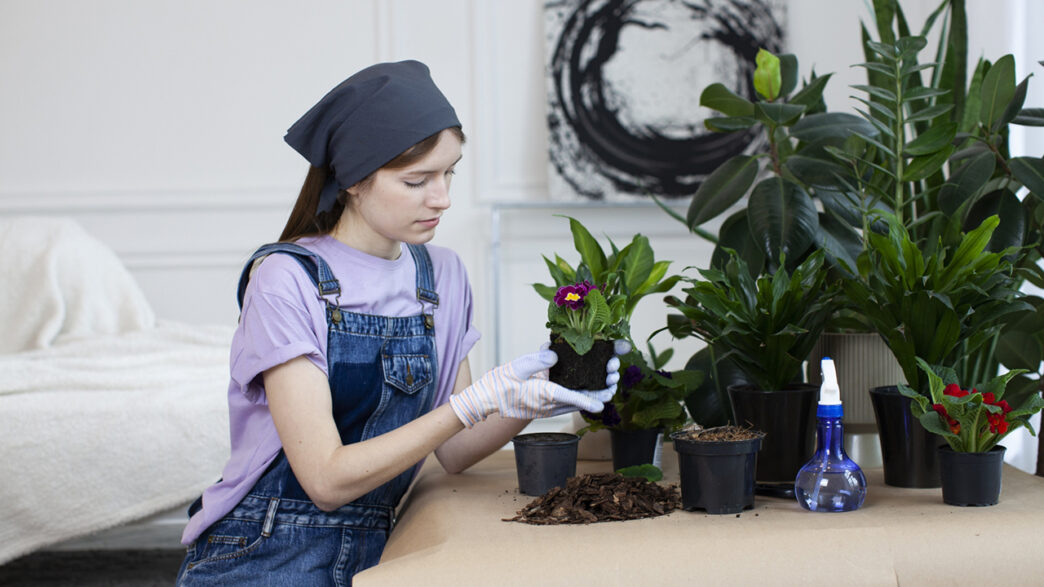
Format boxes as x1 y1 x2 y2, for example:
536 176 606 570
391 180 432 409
794 357 867 512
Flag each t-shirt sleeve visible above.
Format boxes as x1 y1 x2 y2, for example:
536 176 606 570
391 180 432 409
431 246 481 406
230 254 328 404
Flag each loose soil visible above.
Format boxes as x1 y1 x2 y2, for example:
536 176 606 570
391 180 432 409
547 337 614 391
504 472 680 525
673 425 764 442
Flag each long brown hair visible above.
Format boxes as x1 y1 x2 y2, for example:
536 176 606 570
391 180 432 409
279 126 465 242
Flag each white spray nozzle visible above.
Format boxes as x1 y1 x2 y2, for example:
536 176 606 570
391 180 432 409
820 357 841 405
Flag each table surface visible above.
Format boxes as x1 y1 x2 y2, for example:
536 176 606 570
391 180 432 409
354 445 1044 586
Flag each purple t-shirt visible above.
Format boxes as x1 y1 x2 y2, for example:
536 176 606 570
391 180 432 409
182 235 480 545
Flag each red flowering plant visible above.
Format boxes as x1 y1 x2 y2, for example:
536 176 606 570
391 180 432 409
899 358 1044 452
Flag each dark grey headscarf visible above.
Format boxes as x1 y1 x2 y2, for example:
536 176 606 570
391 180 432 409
284 60 461 214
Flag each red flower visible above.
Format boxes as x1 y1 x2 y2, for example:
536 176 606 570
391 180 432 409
988 413 1009 434
932 403 960 434
982 391 996 404
944 384 968 398
998 399 1012 414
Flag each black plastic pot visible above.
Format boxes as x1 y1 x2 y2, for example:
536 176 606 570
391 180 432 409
512 432 579 496
727 384 817 483
670 429 763 514
548 337 615 391
938 445 1006 506
869 386 944 488
609 427 662 471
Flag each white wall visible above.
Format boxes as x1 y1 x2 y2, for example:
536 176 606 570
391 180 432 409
2 0 1040 467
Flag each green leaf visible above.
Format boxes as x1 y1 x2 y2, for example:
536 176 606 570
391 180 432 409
964 189 1026 253
996 76 1030 131
979 54 1016 129
563 216 606 282
996 330 1044 371
938 151 996 217
699 83 755 117
755 102 806 126
789 112 878 142
687 155 759 228
616 464 663 483
746 177 819 266
1011 157 1044 199
903 121 956 156
711 211 764 274
621 236 654 295
905 104 954 123
704 116 759 132
754 49 782 101
779 53 799 97
1013 108 1044 127
788 73 833 109
902 145 955 182
561 328 594 356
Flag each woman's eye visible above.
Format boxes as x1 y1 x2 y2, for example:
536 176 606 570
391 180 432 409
404 179 427 188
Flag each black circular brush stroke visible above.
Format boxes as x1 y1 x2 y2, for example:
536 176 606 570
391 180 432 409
548 0 783 199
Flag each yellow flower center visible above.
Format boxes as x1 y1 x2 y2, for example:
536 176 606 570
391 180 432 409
565 292 581 302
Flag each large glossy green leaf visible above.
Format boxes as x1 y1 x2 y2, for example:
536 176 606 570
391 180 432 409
816 212 861 275
779 54 799 97
687 155 759 228
699 83 755 117
996 331 1043 372
938 150 995 216
754 102 806 127
712 211 764 275
746 177 819 266
1010 157 1044 199
1013 107 1044 126
964 190 1026 253
979 54 1016 129
789 112 878 142
996 76 1030 130
683 347 746 427
704 116 759 132
784 154 850 189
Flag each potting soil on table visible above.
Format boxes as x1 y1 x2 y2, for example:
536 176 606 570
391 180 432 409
504 473 681 525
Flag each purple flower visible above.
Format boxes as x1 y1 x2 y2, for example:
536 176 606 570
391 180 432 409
583 402 621 428
554 282 589 309
621 365 644 389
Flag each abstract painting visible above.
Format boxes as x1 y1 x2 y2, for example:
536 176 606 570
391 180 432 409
545 0 786 202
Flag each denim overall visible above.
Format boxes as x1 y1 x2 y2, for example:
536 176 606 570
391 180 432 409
177 242 439 586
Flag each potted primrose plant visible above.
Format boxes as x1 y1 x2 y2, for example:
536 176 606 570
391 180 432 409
900 358 1044 506
579 336 703 472
534 216 681 390
666 249 839 488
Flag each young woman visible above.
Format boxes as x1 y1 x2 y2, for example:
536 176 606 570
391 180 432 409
175 60 621 585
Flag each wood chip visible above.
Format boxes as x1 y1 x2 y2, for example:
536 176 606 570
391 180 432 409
504 473 680 525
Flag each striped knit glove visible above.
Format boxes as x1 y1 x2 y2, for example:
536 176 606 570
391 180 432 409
449 349 617 428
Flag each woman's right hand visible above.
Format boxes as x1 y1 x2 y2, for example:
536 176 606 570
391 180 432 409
448 349 616 428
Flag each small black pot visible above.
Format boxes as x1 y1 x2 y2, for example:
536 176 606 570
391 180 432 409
670 429 763 514
548 336 614 391
727 384 817 483
512 433 579 496
938 445 1006 506
609 427 663 471
870 386 944 488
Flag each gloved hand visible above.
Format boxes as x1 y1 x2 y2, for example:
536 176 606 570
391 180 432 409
449 342 627 428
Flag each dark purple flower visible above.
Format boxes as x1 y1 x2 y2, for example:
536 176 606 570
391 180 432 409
554 283 588 310
621 365 644 389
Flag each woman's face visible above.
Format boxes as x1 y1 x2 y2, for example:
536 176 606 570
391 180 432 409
337 129 463 259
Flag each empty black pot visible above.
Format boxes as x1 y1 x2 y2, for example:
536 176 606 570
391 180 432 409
671 429 763 514
609 427 662 471
938 445 1006 506
870 386 944 488
512 432 579 496
727 384 817 483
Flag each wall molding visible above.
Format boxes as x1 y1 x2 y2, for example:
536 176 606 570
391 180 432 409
0 187 293 214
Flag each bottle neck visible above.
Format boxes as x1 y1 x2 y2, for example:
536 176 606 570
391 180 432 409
816 415 845 457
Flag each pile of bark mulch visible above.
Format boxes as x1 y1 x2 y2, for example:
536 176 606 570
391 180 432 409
504 473 680 525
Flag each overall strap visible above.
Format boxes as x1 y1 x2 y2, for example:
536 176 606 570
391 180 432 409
406 244 439 307
236 242 341 309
